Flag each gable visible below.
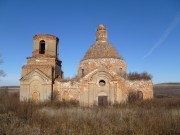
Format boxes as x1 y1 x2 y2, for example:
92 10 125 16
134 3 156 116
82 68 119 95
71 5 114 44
20 69 51 82
82 68 113 81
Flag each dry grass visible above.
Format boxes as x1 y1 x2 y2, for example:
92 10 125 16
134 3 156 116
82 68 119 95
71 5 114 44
0 95 180 135
154 83 180 98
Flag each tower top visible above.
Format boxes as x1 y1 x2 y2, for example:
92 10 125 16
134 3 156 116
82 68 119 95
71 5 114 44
82 24 122 61
33 34 59 41
32 34 59 58
96 24 107 42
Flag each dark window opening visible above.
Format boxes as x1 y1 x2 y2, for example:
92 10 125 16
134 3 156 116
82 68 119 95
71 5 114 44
39 40 45 54
98 96 108 106
99 80 106 86
82 69 84 77
128 91 143 103
137 91 143 100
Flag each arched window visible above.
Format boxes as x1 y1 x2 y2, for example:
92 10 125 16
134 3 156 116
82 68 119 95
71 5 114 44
82 69 84 77
39 40 45 54
128 90 143 102
137 91 143 100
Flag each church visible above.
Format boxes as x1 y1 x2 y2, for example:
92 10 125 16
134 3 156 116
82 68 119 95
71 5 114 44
20 24 153 106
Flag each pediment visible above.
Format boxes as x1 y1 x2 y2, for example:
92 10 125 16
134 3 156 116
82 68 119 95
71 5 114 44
20 69 51 82
82 68 115 81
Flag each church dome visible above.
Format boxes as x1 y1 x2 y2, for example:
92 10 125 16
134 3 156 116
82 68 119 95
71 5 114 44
78 24 126 78
82 41 122 60
82 24 122 61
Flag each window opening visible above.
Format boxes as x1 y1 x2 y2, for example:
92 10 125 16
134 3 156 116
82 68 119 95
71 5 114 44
99 80 106 86
39 40 45 54
82 69 84 77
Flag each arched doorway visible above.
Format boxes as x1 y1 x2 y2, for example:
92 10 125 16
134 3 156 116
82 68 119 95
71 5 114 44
98 91 108 106
30 80 41 102
98 96 107 106
32 91 40 102
137 91 143 100
128 90 143 102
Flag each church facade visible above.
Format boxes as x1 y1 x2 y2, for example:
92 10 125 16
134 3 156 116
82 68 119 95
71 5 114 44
20 24 153 106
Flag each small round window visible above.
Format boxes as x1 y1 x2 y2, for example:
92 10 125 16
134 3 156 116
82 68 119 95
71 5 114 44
99 80 106 86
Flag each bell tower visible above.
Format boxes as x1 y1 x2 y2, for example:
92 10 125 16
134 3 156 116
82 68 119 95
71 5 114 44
20 34 63 102
21 34 63 79
33 34 59 58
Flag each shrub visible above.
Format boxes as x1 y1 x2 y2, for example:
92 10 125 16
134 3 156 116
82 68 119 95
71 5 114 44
128 91 143 103
127 72 152 81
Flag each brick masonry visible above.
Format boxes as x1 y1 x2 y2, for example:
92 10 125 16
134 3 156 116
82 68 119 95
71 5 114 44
20 24 153 106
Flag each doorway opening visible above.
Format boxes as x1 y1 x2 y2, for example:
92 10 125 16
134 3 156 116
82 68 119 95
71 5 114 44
137 91 143 100
98 96 108 106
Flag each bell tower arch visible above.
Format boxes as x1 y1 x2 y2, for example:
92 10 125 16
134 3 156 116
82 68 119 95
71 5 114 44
39 40 45 54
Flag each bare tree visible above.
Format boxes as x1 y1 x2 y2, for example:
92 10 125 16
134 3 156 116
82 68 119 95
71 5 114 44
0 55 6 78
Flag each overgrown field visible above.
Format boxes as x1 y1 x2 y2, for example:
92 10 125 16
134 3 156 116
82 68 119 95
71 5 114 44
0 95 180 135
154 83 180 98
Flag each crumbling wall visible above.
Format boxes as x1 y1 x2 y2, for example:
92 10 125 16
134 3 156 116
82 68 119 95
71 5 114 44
126 80 153 99
78 58 126 78
53 80 80 101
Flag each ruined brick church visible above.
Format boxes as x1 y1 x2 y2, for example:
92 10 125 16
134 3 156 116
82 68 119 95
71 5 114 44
20 24 153 106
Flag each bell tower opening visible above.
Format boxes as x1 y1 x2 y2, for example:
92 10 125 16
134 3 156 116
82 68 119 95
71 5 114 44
39 40 45 54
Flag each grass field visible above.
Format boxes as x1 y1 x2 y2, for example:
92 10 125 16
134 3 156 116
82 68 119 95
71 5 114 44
0 83 180 134
0 95 180 135
154 83 180 98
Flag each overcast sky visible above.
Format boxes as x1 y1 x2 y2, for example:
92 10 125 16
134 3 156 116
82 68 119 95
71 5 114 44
0 0 180 86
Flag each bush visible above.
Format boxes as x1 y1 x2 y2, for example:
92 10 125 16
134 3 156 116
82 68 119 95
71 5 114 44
127 72 152 81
